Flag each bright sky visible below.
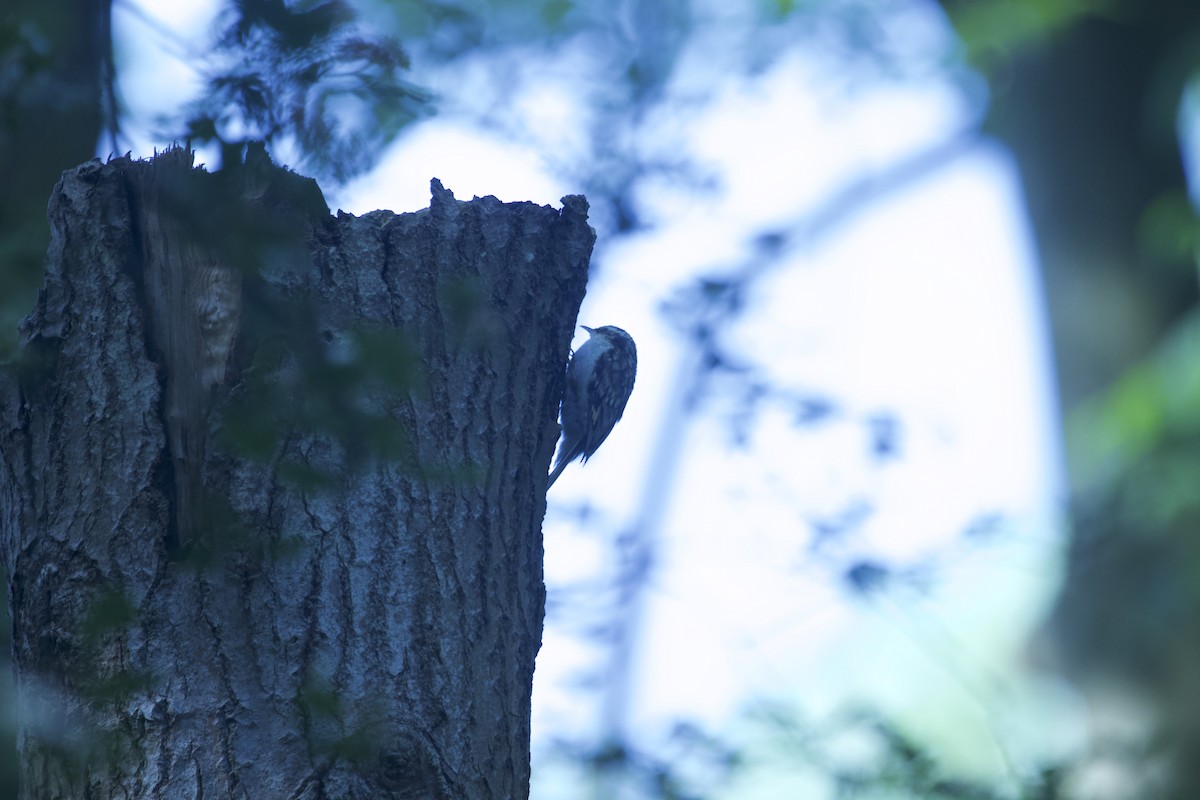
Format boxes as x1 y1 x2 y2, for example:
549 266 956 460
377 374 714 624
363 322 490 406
113 0 1073 794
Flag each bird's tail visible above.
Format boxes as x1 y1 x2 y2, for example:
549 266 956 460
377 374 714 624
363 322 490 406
547 441 581 489
547 460 569 489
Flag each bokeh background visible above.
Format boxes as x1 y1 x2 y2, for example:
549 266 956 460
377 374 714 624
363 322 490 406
4 0 1200 797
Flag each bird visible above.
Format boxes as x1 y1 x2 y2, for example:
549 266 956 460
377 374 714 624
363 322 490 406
548 325 637 488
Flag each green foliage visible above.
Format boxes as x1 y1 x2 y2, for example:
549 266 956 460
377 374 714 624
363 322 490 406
542 701 1072 799
439 275 509 351
0 224 45 359
540 0 574 28
380 0 580 53
78 587 137 645
70 586 155 712
544 723 740 800
9 0 1194 797
219 318 425 473
186 0 430 182
1140 191 1200 264
947 0 1121 68
298 675 392 768
1067 308 1200 504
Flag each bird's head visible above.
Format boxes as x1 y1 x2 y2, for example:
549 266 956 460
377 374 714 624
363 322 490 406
582 325 634 346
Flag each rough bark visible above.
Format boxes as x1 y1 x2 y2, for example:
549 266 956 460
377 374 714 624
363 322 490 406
0 147 593 799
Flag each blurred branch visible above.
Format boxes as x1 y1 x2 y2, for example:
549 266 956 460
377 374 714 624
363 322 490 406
596 126 983 776
767 127 979 272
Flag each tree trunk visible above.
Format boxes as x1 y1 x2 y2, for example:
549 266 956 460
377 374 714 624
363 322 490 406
0 147 594 799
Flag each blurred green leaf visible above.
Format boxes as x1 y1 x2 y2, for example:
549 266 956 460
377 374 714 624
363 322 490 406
1140 191 1200 264
1068 308 1200 495
80 588 137 644
948 0 1121 67
540 0 572 27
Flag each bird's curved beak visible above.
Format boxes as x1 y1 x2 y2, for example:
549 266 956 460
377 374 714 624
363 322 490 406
581 325 595 334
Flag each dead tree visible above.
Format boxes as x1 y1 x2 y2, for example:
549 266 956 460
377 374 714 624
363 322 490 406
0 146 594 799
